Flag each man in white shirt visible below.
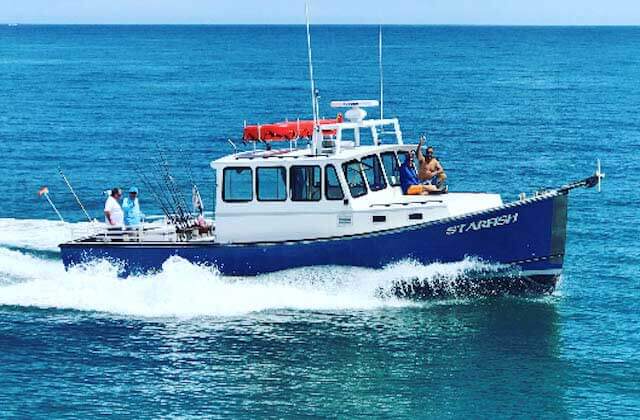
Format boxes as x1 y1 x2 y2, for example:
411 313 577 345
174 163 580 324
104 188 124 227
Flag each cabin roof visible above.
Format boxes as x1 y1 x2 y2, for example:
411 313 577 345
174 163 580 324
211 144 413 167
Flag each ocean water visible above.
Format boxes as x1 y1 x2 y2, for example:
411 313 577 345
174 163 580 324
0 25 639 417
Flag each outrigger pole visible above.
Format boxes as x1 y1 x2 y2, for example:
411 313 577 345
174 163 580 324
58 167 92 222
38 187 65 223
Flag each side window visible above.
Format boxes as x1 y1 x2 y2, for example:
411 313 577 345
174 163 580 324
223 167 253 202
325 164 344 200
342 160 367 198
380 151 401 186
256 167 287 201
290 166 321 201
361 155 387 191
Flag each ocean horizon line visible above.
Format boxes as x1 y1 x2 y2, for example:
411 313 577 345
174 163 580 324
2 22 640 28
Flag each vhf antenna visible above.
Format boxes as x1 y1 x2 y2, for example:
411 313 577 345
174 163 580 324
304 0 319 125
305 0 319 126
379 25 384 122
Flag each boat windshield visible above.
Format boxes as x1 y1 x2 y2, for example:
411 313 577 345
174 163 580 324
380 151 401 186
361 155 387 191
325 165 345 200
342 160 367 198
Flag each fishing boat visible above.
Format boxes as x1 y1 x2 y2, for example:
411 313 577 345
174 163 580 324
57 13 604 297
59 97 603 296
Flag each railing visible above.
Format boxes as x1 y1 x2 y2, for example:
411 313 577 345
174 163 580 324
69 213 215 243
99 224 179 243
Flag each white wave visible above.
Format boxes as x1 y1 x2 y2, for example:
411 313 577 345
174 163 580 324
0 248 497 318
0 218 99 252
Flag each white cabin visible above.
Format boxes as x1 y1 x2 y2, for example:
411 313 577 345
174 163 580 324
211 101 502 244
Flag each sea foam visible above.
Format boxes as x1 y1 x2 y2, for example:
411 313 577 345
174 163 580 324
0 218 502 318
0 248 503 318
0 218 97 252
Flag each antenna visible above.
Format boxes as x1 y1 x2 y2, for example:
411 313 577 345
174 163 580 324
305 0 319 125
379 25 384 121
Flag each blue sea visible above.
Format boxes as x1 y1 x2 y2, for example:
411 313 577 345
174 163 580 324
0 25 639 417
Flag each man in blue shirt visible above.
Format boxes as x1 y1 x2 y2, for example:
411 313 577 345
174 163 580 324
122 187 144 227
399 151 438 195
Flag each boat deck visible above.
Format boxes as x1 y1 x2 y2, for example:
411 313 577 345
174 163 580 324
69 221 216 244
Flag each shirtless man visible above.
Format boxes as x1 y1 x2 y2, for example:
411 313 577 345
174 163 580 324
400 151 438 195
416 136 447 190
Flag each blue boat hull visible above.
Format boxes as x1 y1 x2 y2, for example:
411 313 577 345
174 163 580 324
60 192 568 296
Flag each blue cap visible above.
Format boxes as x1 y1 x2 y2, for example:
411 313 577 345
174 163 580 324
129 187 139 194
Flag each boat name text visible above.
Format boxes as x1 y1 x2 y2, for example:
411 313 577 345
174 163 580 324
446 213 519 235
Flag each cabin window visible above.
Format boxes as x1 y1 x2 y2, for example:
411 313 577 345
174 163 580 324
325 164 344 200
342 160 367 198
361 155 387 191
256 167 287 201
380 151 401 187
290 166 321 201
223 167 253 202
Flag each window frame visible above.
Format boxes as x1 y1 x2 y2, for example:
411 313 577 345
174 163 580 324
222 166 253 203
256 166 287 202
324 164 345 201
361 154 388 192
380 151 401 187
289 165 322 202
342 159 368 198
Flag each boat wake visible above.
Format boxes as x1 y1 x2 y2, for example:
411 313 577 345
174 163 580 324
0 218 535 318
0 218 95 252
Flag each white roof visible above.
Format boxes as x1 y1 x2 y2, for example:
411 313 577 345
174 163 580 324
212 144 413 167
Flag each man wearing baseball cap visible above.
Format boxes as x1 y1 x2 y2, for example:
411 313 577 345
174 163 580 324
122 186 144 227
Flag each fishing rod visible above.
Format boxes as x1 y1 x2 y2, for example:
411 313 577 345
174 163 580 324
154 154 187 221
58 167 92 222
151 156 193 232
178 145 206 214
149 146 183 216
165 153 192 217
133 163 174 221
155 144 192 222
179 145 198 188
143 167 190 231
140 158 188 227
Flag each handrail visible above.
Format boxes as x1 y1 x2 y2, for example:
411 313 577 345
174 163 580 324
370 200 444 207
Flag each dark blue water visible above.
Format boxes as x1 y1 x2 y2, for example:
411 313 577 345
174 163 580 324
0 25 639 417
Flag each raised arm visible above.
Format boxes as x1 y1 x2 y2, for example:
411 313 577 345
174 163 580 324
416 135 426 163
